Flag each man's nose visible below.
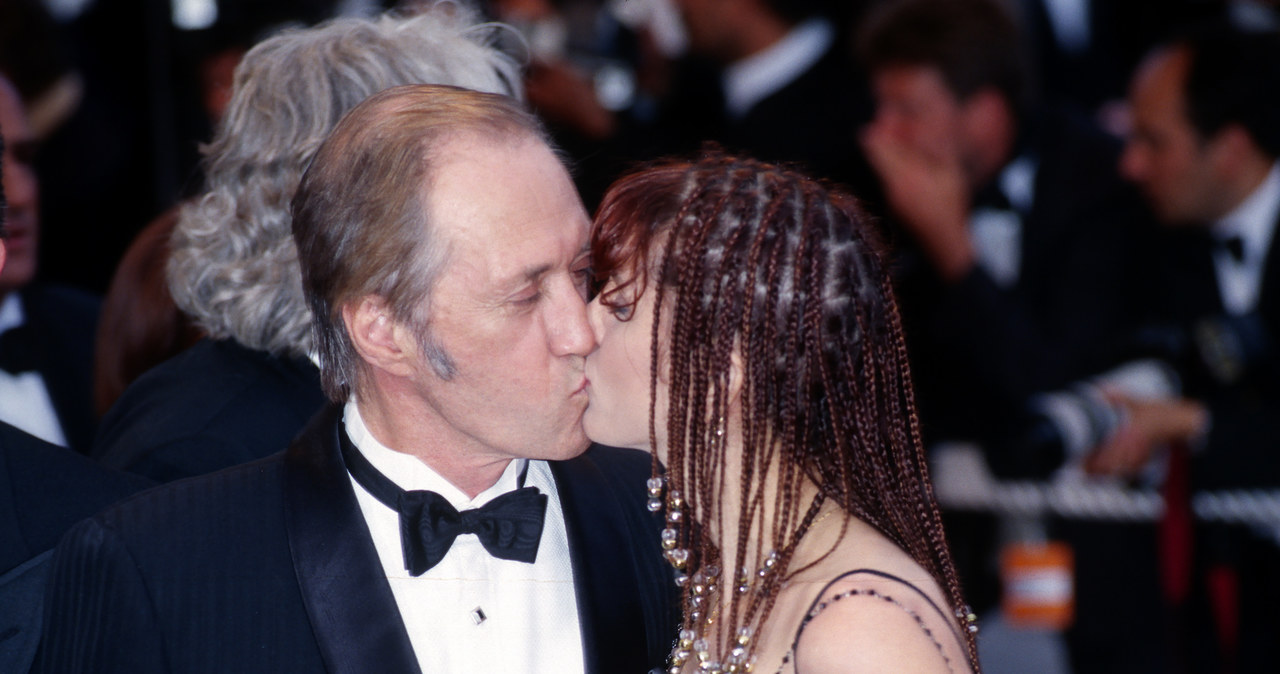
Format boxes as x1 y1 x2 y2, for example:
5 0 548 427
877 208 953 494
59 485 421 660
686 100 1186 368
550 289 597 357
1 155 37 211
1118 142 1146 182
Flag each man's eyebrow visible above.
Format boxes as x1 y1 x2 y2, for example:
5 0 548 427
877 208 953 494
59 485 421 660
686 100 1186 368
503 244 592 288
520 264 554 282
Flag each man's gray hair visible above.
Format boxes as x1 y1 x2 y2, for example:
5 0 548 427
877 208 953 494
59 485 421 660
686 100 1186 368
167 3 521 356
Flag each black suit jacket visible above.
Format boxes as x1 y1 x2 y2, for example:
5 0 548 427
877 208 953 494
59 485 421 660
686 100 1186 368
1129 208 1280 672
93 338 327 482
1140 211 1280 491
13 285 100 453
0 421 150 673
897 110 1157 454
37 405 677 673
657 40 874 195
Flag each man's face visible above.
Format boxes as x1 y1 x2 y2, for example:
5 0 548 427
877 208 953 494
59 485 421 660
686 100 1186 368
0 78 38 293
1120 48 1231 225
872 65 962 146
870 63 998 184
405 132 595 463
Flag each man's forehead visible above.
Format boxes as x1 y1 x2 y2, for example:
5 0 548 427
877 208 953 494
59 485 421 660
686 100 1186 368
423 131 587 283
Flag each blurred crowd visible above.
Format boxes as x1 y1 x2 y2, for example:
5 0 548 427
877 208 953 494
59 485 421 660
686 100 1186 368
2 0 1279 672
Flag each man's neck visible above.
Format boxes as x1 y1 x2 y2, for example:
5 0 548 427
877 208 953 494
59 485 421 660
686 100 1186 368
1215 155 1279 223
968 108 1019 193
352 382 510 498
724 11 793 63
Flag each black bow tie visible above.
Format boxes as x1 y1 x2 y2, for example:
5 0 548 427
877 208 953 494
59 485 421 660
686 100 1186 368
340 430 547 576
1216 235 1246 263
972 182 1014 212
0 324 37 375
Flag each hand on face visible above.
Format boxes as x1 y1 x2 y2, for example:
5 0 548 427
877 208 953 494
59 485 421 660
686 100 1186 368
863 67 975 280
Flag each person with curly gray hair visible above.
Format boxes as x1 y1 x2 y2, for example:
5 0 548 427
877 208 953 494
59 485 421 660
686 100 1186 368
92 3 522 482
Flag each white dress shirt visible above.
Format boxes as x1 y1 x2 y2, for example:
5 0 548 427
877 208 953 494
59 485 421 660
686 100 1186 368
0 293 67 446
969 156 1039 289
722 18 834 120
343 400 584 674
1210 162 1280 315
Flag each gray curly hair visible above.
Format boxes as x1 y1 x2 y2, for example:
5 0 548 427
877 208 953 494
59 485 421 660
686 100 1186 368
167 2 522 356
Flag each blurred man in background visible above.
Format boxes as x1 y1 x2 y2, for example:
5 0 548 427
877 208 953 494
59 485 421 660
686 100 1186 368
0 73 97 453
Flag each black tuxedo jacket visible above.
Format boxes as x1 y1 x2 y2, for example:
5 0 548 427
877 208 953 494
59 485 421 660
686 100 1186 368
93 338 327 482
1140 211 1280 491
37 405 678 673
1132 209 1280 672
897 109 1158 451
0 421 150 673
13 285 100 453
656 40 874 195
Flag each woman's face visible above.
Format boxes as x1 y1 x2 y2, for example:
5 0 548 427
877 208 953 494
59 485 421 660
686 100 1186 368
583 270 667 455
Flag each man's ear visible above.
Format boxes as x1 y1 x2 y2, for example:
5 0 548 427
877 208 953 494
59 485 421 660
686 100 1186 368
341 296 418 378
1207 123 1260 177
960 87 1009 132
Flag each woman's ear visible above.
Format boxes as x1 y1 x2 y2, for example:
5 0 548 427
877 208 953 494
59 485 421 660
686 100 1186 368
341 296 418 379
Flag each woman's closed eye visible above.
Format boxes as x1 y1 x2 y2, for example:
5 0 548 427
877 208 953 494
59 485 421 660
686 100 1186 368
608 302 634 321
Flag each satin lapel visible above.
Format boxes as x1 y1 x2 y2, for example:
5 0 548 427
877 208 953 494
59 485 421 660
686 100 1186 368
0 439 29 571
283 404 421 674
552 451 653 674
1258 211 1280 317
1185 231 1228 317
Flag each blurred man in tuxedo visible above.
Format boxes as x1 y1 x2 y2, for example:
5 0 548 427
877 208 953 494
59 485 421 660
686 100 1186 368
657 0 871 190
36 84 676 674
0 115 150 674
0 73 97 452
858 0 1154 452
1094 24 1280 672
858 2 1168 671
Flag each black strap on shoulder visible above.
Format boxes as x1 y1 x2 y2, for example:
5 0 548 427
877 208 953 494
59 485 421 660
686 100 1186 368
786 568 966 673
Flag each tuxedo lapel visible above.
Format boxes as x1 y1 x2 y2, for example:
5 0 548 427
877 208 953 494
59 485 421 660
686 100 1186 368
1162 229 1226 319
552 448 673 674
283 404 421 674
1257 210 1280 318
21 287 95 451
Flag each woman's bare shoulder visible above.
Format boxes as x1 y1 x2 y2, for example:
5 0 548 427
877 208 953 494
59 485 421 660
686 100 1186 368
790 571 971 674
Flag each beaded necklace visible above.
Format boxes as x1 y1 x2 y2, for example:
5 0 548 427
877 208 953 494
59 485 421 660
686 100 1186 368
649 477 979 674
649 475 839 674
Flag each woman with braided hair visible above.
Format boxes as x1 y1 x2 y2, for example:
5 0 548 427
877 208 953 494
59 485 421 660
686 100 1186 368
583 151 981 673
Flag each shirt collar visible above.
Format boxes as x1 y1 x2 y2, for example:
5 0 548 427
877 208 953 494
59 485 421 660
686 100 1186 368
998 155 1039 214
0 293 25 333
343 398 526 510
722 18 834 120
1212 161 1280 267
